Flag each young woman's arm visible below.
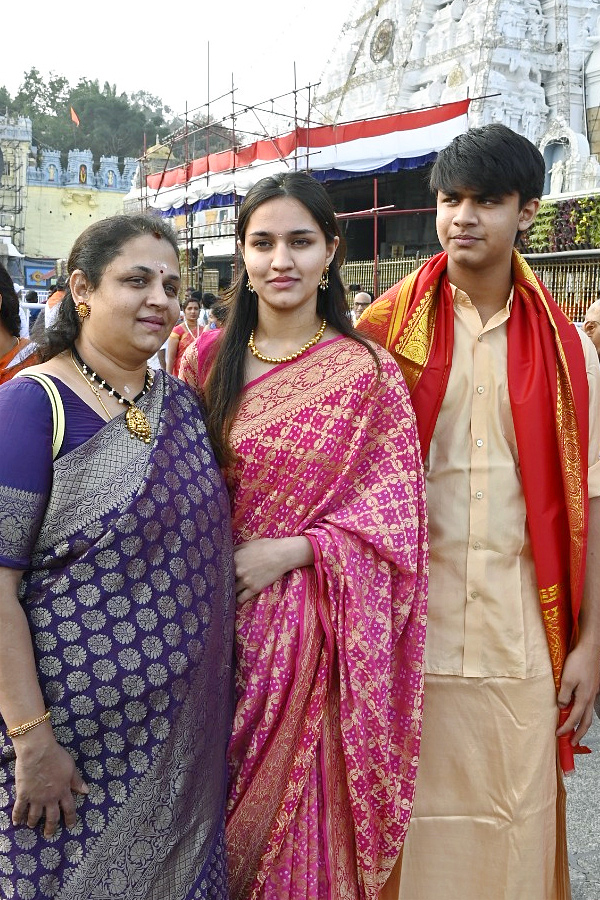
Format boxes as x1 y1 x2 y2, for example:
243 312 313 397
233 537 315 605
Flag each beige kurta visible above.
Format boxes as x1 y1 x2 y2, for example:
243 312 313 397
398 288 600 900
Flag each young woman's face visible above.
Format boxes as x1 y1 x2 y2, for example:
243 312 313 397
241 196 338 317
73 234 181 365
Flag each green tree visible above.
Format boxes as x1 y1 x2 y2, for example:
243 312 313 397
0 69 236 168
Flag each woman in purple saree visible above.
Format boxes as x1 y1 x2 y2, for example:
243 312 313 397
0 215 234 898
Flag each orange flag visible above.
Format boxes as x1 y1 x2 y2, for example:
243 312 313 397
70 106 80 126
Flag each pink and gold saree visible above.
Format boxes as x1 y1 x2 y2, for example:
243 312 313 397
183 335 428 900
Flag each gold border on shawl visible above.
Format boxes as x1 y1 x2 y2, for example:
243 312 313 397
513 251 586 637
539 583 569 691
392 280 439 392
387 269 421 346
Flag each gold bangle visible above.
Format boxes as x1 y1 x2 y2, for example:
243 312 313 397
6 711 51 738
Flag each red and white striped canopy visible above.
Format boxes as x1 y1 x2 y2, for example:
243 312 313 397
134 100 470 215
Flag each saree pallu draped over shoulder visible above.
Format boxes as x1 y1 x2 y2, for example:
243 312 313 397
0 372 235 900
223 338 428 900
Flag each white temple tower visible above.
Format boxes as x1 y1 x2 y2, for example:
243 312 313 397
313 0 600 194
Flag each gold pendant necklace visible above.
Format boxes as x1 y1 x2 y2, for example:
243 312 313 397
248 318 327 364
70 348 154 444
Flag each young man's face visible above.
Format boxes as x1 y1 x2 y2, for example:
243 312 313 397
435 187 539 273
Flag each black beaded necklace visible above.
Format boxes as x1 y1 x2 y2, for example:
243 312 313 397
71 345 154 443
71 345 152 402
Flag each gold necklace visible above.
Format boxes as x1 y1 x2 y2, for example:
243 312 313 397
248 318 327 364
70 349 154 444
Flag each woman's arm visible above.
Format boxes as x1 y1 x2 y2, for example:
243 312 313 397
234 537 314 605
165 333 180 375
0 566 88 837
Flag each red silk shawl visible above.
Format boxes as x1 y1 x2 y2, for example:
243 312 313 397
357 251 589 769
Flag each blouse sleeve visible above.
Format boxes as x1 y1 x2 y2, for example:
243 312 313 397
0 378 54 568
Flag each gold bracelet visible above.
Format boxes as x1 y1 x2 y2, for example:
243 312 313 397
6 711 51 738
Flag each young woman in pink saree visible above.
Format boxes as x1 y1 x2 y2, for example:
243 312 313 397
179 172 428 900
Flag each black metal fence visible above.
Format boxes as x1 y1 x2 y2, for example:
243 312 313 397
341 251 600 322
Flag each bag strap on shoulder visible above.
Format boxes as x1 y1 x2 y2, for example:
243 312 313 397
18 373 65 460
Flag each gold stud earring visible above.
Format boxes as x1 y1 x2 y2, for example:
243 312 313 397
318 265 329 291
76 300 91 321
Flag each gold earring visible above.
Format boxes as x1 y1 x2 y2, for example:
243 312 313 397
76 300 91 321
318 265 329 291
246 278 256 294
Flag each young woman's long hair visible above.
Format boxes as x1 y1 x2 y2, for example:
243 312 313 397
204 171 379 465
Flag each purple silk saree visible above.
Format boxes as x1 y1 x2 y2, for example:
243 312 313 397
0 371 235 899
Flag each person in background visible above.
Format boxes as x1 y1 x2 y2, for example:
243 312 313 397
148 336 168 371
44 277 67 329
0 262 39 384
357 123 600 900
23 289 42 330
583 298 600 359
0 214 234 898
217 280 231 298
352 289 374 324
180 171 428 900
197 291 217 327
166 294 202 376
202 301 228 332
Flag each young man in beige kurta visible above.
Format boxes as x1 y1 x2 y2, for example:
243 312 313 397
358 124 600 900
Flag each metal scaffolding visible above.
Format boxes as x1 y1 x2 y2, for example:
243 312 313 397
0 115 30 254
130 61 320 290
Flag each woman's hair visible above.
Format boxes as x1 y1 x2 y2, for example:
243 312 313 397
209 302 228 325
430 123 545 208
36 214 179 361
0 262 21 338
182 295 201 311
204 171 378 465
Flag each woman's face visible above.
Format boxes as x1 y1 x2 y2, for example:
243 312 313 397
240 196 338 318
184 301 200 323
73 234 181 365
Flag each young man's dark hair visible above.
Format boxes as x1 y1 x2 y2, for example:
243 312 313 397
429 123 545 208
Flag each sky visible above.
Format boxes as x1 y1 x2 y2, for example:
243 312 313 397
3 1 350 131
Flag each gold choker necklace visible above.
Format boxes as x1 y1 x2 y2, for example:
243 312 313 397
71 348 154 443
248 318 327 364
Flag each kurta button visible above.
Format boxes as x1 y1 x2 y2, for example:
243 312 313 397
477 335 483 342
476 439 484 447
477 386 485 394
475 491 483 499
